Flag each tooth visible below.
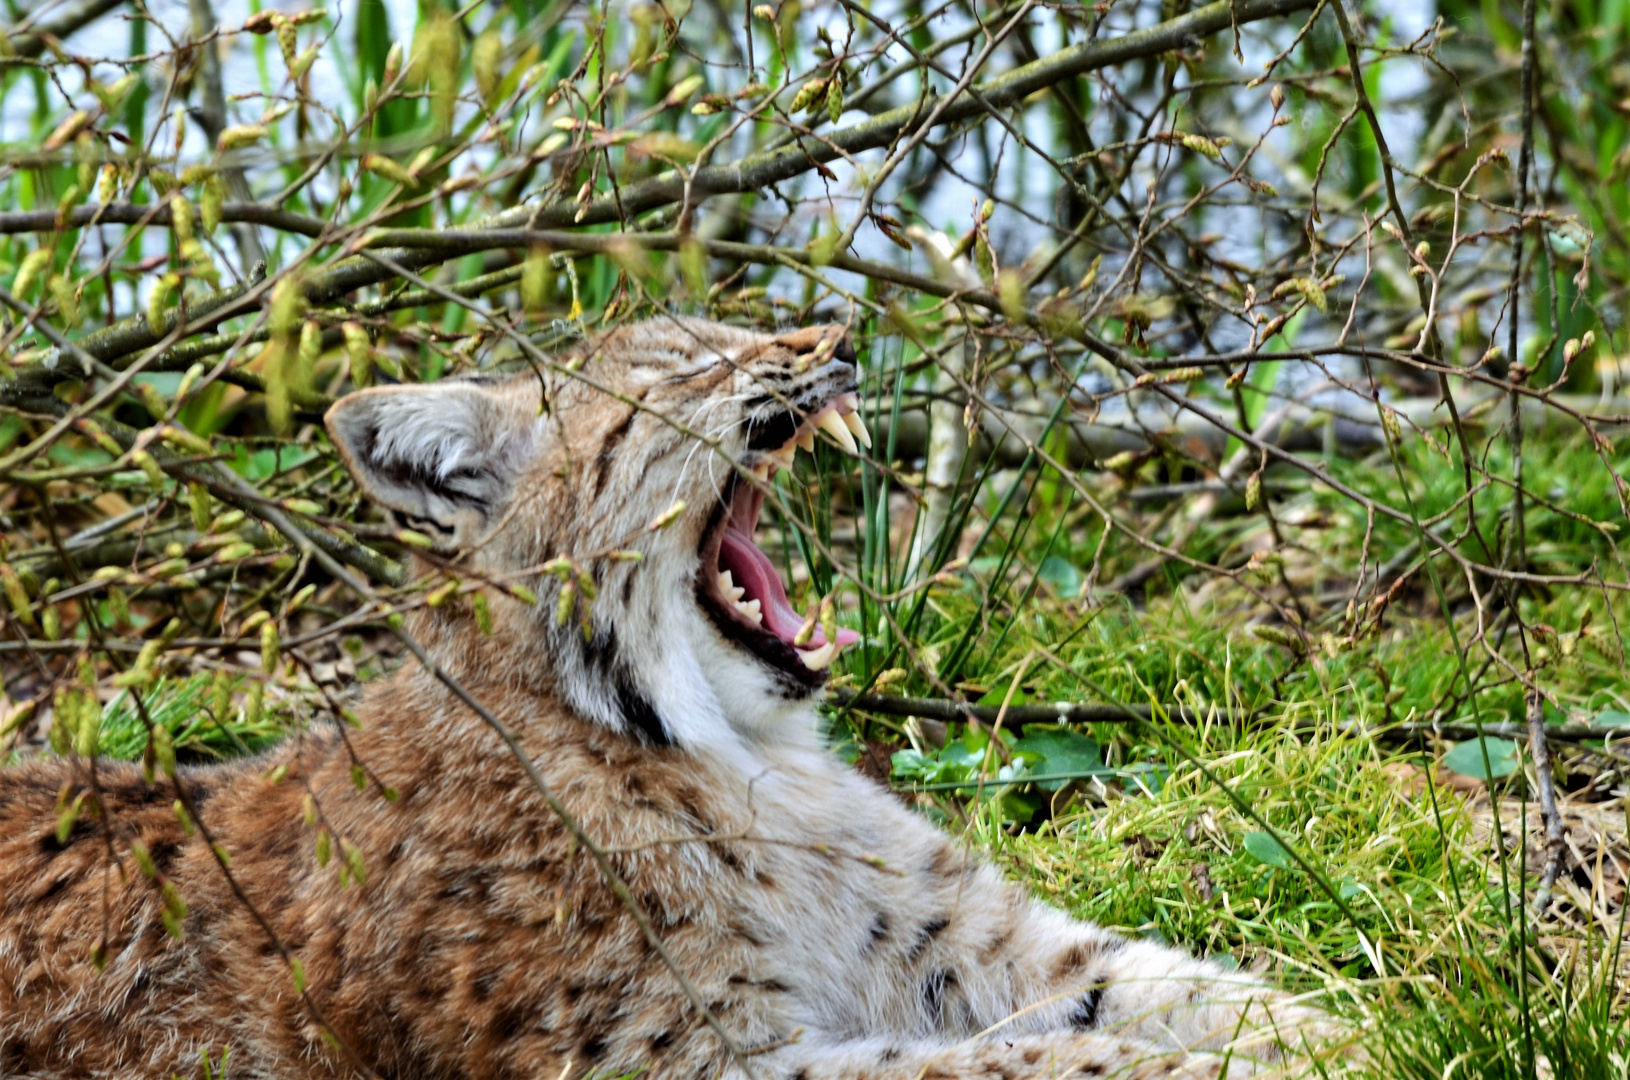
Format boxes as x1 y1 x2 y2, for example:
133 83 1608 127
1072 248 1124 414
769 446 796 471
815 409 859 455
736 598 762 623
799 641 839 670
796 430 816 453
842 410 872 449
718 571 745 603
751 462 770 481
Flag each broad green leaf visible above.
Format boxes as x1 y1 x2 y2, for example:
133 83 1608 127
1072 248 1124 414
1442 737 1521 780
1243 830 1294 869
1036 555 1082 596
889 748 933 781
977 679 1030 709
1011 726 1107 790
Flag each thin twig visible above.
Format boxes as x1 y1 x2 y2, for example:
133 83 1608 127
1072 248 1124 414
1527 687 1568 913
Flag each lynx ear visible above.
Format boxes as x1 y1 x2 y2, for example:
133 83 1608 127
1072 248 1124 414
325 382 535 544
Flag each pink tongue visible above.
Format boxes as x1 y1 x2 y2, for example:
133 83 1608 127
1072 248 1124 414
719 493 860 650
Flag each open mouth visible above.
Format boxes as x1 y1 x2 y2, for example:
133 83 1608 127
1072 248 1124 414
697 392 869 683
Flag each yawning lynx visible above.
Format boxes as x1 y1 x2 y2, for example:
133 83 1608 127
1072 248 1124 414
1 318 1320 1078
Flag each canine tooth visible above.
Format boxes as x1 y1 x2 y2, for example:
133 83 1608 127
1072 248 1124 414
815 409 859 455
795 429 816 453
736 598 762 623
842 410 872 449
799 641 839 670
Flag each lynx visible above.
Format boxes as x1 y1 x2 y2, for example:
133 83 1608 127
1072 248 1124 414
1 318 1322 1079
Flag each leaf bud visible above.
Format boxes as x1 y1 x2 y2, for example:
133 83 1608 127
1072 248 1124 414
1380 406 1402 443
342 322 372 387
130 449 166 488
665 73 705 106
556 580 577 626
151 724 175 777
361 153 418 188
216 124 267 152
260 621 280 675
130 841 157 879
647 499 686 531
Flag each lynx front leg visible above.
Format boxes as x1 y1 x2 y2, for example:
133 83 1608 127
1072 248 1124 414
748 1032 1226 1080
996 901 1334 1071
892 859 1309 1061
1038 921 1308 1059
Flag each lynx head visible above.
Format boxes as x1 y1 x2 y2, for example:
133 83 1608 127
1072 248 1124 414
325 316 865 750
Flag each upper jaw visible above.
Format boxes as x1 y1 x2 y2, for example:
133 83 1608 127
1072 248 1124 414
749 391 872 480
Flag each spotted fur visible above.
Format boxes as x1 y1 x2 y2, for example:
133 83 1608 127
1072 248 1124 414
1 317 1320 1078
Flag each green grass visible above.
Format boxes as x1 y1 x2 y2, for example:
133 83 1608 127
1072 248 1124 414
820 578 1628 1076
9 674 283 769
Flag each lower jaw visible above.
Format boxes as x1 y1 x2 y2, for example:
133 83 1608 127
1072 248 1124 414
695 502 825 692
694 581 828 696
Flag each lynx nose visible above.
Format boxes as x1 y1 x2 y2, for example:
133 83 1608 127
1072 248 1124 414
826 327 857 368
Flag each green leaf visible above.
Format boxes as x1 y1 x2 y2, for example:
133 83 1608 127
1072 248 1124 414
991 788 1039 824
1010 726 1106 791
1442 736 1521 779
1592 709 1630 727
1120 762 1169 796
889 748 934 781
938 739 986 776
1036 555 1082 596
234 447 319 483
976 679 1029 708
1243 830 1294 869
